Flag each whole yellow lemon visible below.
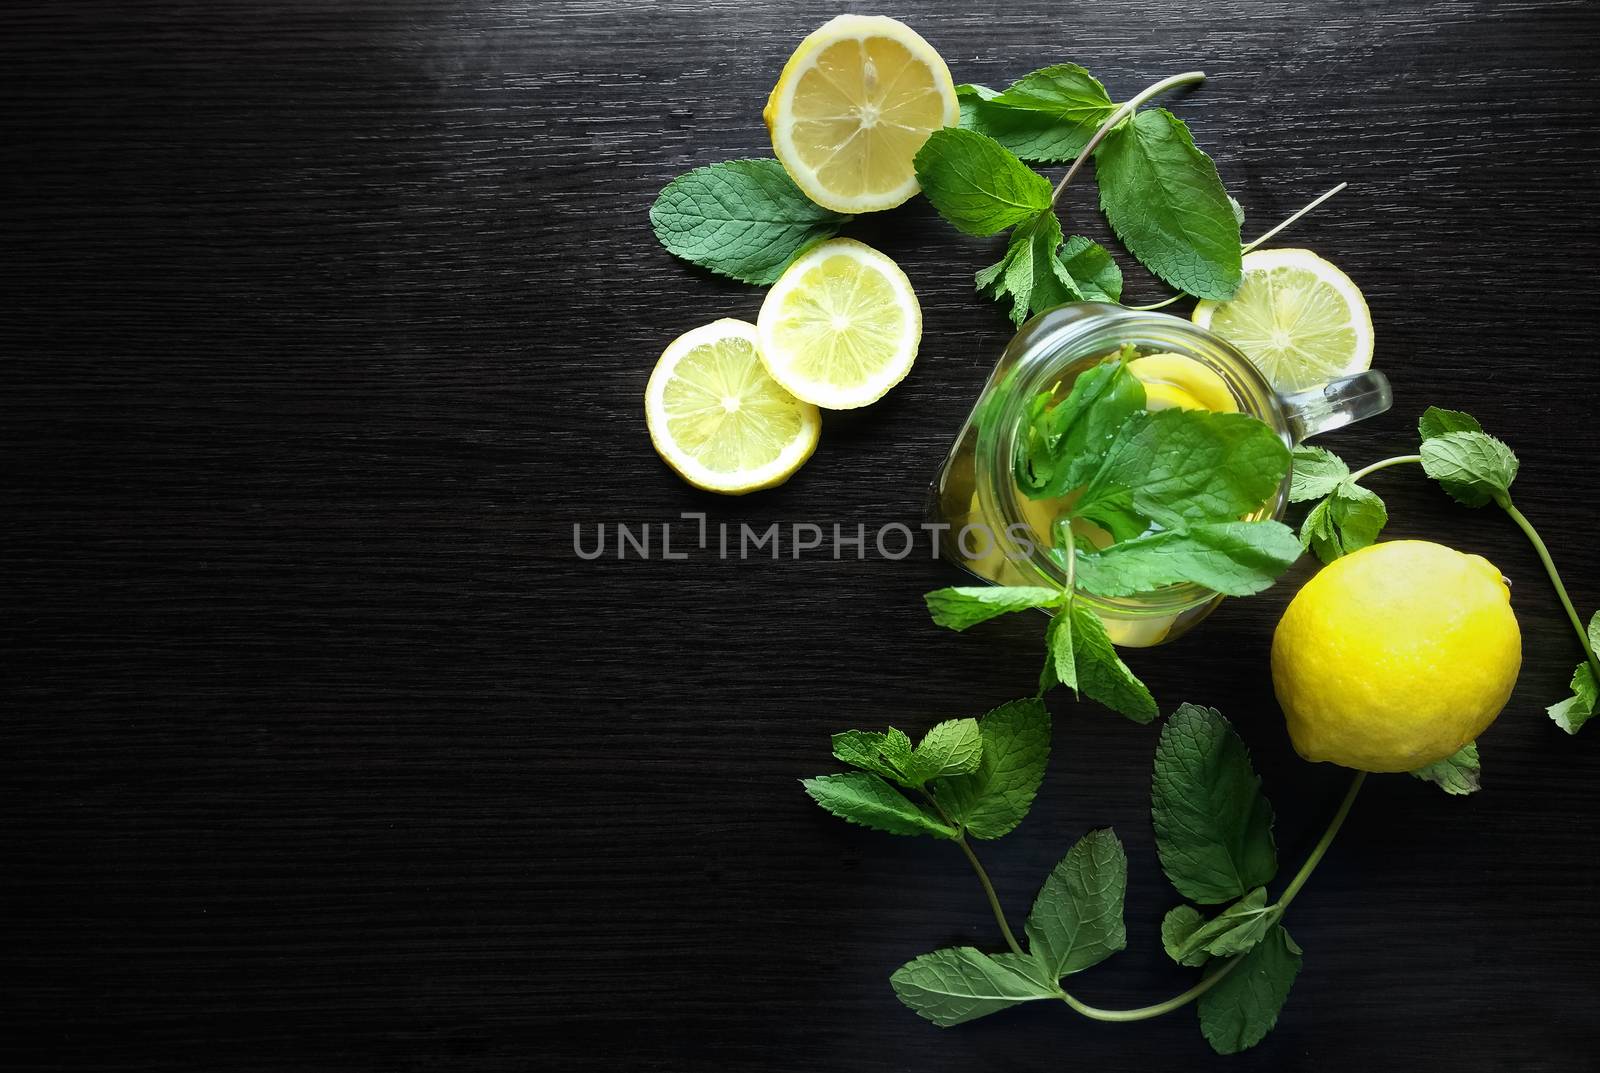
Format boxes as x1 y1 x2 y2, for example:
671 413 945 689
1271 540 1521 771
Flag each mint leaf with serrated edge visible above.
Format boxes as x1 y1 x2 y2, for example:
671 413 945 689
1024 828 1128 978
1042 608 1078 697
1165 888 1275 966
955 64 1116 164
1549 611 1600 734
1418 405 1483 440
935 698 1050 839
1094 108 1242 299
1016 357 1147 502
831 730 909 783
1069 519 1302 597
1197 924 1303 1054
1288 445 1350 502
1058 235 1123 302
1302 480 1387 564
975 209 1077 326
1410 741 1482 795
913 127 1054 237
1152 704 1277 903
649 159 849 284
1071 408 1291 533
1069 601 1158 722
907 719 983 785
925 585 1063 631
801 772 955 838
890 947 1060 1027
1420 430 1519 508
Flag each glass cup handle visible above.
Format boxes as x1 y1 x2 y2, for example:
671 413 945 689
1277 370 1393 443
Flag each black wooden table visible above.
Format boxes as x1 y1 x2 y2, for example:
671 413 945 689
7 2 1599 1069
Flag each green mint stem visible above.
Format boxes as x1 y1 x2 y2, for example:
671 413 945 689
1502 500 1600 684
1059 958 1246 1022
1050 70 1206 207
1060 770 1364 1023
1347 453 1420 483
1241 182 1349 254
955 834 1027 957
1272 770 1365 914
924 791 1026 957
1128 182 1349 312
1061 523 1078 608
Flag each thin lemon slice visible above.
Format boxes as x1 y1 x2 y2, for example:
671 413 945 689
1127 353 1239 413
763 15 959 214
1192 248 1374 394
756 238 921 409
645 319 820 495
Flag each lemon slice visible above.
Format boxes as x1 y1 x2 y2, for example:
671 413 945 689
763 14 959 214
756 238 921 409
1191 248 1374 394
645 319 821 495
1127 353 1239 413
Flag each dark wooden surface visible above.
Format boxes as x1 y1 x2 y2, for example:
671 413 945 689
6 1 1600 1069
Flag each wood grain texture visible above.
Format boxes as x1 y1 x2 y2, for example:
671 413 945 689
5 1 1600 1069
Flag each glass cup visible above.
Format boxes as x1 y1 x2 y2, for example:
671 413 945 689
928 302 1392 647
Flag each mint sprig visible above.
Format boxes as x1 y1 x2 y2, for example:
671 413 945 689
806 704 1368 1054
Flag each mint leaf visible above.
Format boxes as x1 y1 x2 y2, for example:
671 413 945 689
1550 663 1598 734
1418 406 1483 440
801 772 955 838
890 947 1060 1026
1288 445 1349 503
908 719 983 785
1070 519 1302 598
1410 741 1482 795
1420 430 1519 508
975 209 1077 326
1070 601 1158 722
649 159 848 284
881 728 915 774
955 65 1115 164
913 128 1054 237
1073 409 1291 533
1016 358 1146 501
1058 235 1123 302
1162 904 1209 967
1165 888 1275 966
1043 608 1078 697
1197 924 1303 1054
831 730 909 783
1549 615 1599 733
1303 480 1387 564
936 698 1051 839
1152 704 1277 903
925 585 1063 630
1024 828 1129 977
1094 108 1242 300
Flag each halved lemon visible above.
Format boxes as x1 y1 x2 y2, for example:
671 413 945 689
645 319 821 495
763 15 959 214
756 238 921 409
1191 248 1374 394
